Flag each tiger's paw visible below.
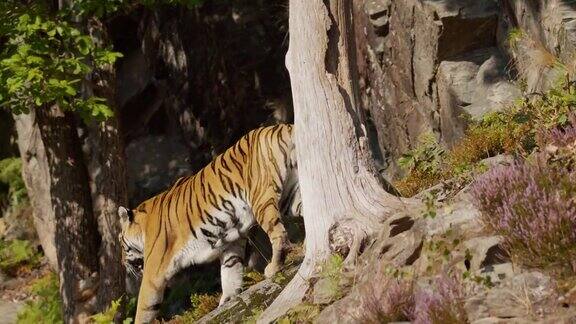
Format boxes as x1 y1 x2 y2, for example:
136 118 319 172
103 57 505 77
218 295 231 307
264 263 280 278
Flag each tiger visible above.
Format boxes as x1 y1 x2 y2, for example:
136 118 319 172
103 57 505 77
118 124 301 324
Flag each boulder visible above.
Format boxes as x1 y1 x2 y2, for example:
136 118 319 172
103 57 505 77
437 48 521 146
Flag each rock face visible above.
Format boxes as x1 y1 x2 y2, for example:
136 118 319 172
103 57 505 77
126 135 192 204
505 0 576 64
358 0 576 176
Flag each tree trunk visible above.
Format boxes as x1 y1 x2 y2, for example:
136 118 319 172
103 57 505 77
83 17 128 311
259 0 417 321
13 112 59 272
35 105 101 323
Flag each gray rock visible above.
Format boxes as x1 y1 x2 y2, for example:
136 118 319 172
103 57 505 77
465 53 522 120
466 292 491 321
437 59 480 145
471 318 532 324
505 0 576 64
479 262 516 286
480 271 558 320
364 0 390 19
424 192 483 238
0 301 23 324
437 49 521 146
479 155 514 169
462 236 505 272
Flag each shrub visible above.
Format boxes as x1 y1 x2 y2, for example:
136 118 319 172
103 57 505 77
538 122 576 148
354 277 414 323
413 274 468 324
17 273 63 324
395 134 445 196
0 239 41 275
472 161 576 277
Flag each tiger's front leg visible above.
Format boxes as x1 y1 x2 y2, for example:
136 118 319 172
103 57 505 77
254 197 288 278
134 266 168 324
219 239 246 306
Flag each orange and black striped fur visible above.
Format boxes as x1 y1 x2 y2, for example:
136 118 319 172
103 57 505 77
118 124 300 324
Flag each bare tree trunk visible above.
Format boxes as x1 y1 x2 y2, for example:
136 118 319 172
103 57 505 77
13 112 59 272
35 105 101 323
83 17 128 311
260 1 417 321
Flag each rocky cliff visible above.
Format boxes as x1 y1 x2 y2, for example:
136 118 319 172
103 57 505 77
359 0 576 177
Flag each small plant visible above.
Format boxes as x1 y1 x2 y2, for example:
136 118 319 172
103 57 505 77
507 28 524 49
398 133 445 175
17 272 63 324
0 239 41 275
472 161 576 278
413 273 468 324
422 192 437 219
90 296 135 324
175 293 219 323
317 254 345 299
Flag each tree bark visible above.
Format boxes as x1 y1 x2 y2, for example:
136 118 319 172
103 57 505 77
13 112 59 272
83 17 129 311
35 105 101 323
259 1 417 321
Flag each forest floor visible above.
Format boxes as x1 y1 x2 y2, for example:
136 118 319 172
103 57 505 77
0 259 51 323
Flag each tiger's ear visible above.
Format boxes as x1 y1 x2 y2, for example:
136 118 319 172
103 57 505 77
118 206 133 227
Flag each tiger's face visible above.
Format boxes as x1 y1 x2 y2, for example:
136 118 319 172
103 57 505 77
118 206 145 293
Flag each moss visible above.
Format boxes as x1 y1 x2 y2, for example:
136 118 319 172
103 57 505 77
243 271 265 287
175 294 220 323
242 307 264 324
277 303 321 323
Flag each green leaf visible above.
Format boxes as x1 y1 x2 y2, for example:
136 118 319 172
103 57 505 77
64 85 76 96
18 14 30 25
76 36 92 55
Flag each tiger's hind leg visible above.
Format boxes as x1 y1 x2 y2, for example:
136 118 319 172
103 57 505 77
219 239 246 306
253 194 288 278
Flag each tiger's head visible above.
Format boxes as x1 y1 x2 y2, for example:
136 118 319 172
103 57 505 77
118 205 146 293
